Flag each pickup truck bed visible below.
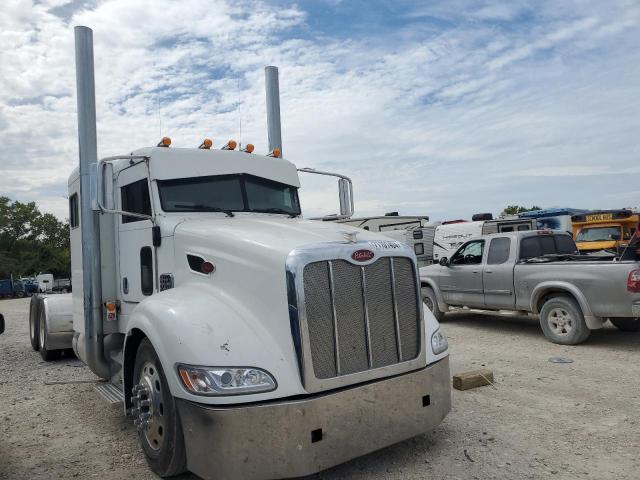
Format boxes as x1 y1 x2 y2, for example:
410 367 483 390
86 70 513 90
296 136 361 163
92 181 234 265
420 230 640 344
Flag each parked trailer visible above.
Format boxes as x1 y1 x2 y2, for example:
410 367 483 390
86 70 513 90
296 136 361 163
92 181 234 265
517 207 589 233
34 27 451 480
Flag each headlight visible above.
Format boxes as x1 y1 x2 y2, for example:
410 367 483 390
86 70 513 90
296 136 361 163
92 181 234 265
431 328 448 355
177 365 277 396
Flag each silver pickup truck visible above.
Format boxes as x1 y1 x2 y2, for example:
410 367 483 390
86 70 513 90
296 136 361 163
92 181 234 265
420 230 640 344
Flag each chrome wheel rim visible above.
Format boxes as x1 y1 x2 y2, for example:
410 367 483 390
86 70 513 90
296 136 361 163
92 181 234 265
39 314 45 349
548 308 574 336
133 361 166 451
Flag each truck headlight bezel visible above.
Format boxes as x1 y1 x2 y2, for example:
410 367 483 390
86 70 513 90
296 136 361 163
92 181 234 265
431 328 448 355
176 364 277 396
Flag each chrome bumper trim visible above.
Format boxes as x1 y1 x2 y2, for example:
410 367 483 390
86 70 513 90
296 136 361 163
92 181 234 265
177 356 451 480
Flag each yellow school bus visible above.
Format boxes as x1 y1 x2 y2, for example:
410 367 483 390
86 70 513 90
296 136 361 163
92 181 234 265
572 209 640 253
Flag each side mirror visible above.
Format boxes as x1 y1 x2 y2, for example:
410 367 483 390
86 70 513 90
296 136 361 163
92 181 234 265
0 314 5 335
439 257 449 266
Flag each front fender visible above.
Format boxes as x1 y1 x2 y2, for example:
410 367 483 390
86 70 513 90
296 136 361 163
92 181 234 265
530 282 604 330
124 284 304 405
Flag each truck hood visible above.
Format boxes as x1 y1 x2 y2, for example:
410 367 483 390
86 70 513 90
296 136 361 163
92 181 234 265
172 215 391 263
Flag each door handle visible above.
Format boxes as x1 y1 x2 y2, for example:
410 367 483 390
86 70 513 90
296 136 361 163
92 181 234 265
485 270 493 274
472 270 479 274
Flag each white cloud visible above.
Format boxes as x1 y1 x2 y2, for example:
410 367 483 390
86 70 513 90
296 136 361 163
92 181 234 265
0 0 639 222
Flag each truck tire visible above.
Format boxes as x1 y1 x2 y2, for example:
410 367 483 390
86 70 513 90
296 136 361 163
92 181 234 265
539 296 590 345
132 339 187 477
610 318 640 332
29 295 40 351
422 286 445 322
39 308 58 361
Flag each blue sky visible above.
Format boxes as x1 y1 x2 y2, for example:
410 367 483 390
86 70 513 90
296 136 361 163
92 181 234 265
1 0 639 221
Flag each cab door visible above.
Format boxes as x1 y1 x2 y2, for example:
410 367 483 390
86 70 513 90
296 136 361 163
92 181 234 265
440 240 486 308
117 163 154 304
483 237 516 309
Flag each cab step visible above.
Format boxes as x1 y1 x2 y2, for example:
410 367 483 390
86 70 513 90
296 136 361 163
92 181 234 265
94 382 124 405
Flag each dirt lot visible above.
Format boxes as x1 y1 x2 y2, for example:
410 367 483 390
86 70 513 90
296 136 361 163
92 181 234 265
1 297 639 480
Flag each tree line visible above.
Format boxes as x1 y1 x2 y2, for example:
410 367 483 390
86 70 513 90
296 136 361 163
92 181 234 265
0 197 70 279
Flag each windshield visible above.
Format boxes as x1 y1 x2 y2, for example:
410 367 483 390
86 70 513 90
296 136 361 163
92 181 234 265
158 174 301 215
575 226 621 242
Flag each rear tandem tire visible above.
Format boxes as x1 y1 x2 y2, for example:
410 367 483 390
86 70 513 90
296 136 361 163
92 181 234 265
29 295 40 351
133 338 187 478
539 296 590 345
610 318 640 332
422 286 445 322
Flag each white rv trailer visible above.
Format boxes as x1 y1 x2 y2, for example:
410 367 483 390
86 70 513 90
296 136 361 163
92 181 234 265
336 215 429 232
433 217 536 261
36 273 54 293
30 27 451 480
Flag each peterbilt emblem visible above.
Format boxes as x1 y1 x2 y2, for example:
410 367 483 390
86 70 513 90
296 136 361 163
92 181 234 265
352 249 375 262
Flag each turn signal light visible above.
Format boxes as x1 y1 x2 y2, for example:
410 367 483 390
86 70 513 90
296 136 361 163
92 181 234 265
222 140 237 150
199 138 213 149
241 144 255 154
267 148 281 158
157 137 171 147
628 269 640 293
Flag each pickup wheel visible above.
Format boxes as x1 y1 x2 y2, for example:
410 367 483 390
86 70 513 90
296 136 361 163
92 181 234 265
609 318 640 332
422 286 445 322
539 296 590 345
132 338 186 478
29 295 40 351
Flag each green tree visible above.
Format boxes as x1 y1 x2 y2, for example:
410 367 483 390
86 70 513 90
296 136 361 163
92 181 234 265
0 196 70 279
502 205 542 216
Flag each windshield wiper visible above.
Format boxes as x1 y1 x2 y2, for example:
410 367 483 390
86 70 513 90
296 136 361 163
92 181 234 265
173 204 235 217
254 207 298 218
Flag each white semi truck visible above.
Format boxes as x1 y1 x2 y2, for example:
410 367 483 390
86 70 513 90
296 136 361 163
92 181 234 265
30 26 451 479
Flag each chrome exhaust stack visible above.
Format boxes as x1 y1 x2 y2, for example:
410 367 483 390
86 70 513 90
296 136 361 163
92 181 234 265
74 26 110 379
265 66 283 156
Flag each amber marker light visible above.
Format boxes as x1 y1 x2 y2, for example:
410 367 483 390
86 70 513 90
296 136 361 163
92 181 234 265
198 138 213 149
222 140 237 150
157 137 171 147
267 147 281 158
241 144 255 153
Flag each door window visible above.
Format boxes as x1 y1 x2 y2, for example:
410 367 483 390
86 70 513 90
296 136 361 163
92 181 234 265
69 193 79 228
140 247 153 295
487 237 510 265
451 240 484 265
121 179 152 223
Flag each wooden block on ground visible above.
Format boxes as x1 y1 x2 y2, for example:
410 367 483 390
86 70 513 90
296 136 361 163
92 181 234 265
452 369 494 391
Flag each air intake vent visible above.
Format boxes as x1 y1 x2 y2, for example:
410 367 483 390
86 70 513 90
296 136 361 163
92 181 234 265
159 274 174 291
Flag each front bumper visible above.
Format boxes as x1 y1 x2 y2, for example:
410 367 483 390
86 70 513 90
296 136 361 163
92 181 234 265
177 356 451 480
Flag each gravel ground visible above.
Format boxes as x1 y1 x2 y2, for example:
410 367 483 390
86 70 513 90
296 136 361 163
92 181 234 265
1 297 639 480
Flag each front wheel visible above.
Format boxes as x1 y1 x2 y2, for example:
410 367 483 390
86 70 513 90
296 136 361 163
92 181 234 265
421 286 445 322
132 339 186 477
539 296 590 345
610 318 640 332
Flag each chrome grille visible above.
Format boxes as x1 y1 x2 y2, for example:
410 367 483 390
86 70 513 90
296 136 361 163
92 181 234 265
303 256 420 380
